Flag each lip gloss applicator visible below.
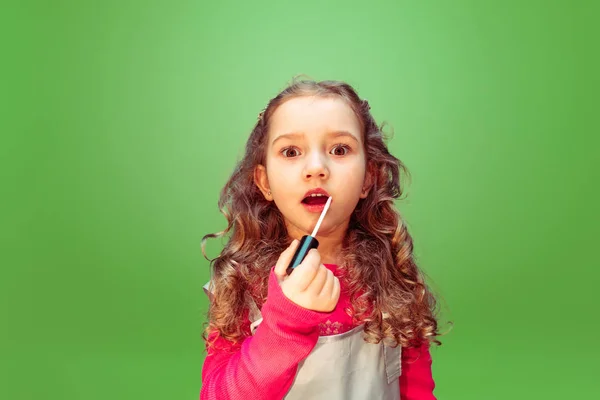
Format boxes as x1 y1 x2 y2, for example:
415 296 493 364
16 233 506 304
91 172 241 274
286 196 332 275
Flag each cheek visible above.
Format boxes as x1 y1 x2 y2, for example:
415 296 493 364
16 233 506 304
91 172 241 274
338 162 366 188
266 161 294 190
267 154 300 173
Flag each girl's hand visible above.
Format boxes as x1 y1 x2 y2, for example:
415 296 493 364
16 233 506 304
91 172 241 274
273 240 341 313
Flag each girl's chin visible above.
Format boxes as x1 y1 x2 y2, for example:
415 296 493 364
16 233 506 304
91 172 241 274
284 217 350 239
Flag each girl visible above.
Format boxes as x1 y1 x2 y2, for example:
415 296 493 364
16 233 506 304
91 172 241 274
200 79 440 399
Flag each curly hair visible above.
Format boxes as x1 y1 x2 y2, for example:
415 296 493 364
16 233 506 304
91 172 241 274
202 78 440 350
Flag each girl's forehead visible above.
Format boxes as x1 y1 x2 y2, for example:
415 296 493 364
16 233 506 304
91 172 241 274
268 96 362 142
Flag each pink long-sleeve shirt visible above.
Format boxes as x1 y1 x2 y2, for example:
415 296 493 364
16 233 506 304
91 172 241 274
201 264 436 399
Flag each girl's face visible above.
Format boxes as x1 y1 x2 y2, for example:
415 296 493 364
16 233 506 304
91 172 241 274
254 96 372 239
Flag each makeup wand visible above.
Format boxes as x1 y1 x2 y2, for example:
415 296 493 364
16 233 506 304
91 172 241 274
286 196 332 275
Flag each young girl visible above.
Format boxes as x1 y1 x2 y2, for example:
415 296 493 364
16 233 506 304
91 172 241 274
200 79 440 400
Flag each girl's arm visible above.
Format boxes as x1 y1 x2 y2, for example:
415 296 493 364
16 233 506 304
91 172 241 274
400 342 437 400
200 269 329 400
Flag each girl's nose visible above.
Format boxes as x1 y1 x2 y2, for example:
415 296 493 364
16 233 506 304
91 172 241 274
303 152 329 180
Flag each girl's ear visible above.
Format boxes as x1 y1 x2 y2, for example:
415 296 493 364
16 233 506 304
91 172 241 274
360 162 375 199
254 165 273 201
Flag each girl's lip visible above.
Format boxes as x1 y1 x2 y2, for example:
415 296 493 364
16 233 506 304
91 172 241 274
302 201 328 214
302 188 330 199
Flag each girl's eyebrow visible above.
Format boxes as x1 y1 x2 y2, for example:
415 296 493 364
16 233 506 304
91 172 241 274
329 130 360 144
271 132 304 147
271 131 359 147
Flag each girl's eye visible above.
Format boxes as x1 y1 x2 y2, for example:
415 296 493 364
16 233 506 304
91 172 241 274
330 144 351 156
281 147 301 158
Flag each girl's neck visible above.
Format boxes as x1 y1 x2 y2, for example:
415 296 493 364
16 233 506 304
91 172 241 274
313 235 344 265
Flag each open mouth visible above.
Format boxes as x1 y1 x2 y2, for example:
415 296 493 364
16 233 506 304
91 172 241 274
302 193 330 206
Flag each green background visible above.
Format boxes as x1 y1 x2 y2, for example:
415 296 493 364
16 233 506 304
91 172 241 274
2 0 598 399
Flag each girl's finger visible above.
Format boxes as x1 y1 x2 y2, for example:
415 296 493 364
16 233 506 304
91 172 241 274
330 276 341 304
308 264 328 296
274 240 299 281
319 268 335 297
286 248 321 291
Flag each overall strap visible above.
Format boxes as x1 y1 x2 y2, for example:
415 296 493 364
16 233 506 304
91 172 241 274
203 280 264 333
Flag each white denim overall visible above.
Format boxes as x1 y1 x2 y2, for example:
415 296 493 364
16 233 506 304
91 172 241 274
250 301 401 399
204 282 402 399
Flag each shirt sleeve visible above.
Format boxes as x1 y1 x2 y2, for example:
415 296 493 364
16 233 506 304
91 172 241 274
200 268 332 400
399 342 437 400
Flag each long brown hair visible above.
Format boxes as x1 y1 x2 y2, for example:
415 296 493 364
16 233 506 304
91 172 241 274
202 79 440 350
